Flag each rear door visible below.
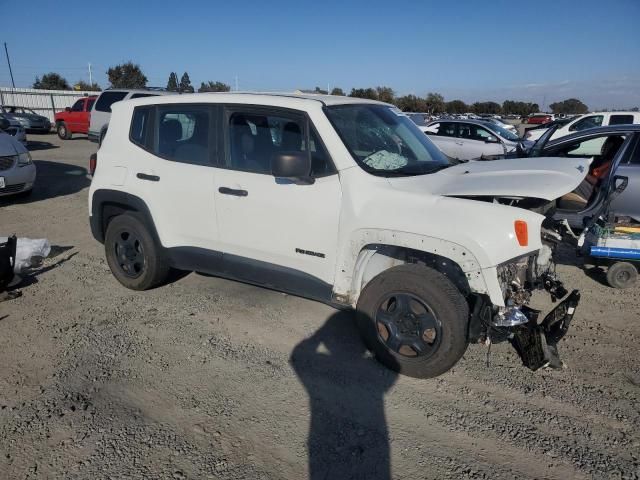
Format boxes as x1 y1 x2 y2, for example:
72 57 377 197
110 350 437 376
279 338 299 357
131 103 221 254
424 122 462 159
212 106 341 292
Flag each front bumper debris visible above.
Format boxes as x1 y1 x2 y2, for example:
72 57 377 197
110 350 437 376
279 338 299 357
511 290 581 370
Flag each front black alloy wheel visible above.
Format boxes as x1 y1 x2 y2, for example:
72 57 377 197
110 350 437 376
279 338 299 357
356 264 469 378
375 292 442 359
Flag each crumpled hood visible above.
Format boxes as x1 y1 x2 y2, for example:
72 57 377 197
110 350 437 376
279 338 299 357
388 157 590 200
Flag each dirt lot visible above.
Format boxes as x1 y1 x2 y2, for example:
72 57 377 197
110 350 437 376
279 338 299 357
1 134 639 480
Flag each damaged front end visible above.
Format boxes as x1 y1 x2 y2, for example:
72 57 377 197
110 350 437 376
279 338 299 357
476 221 581 370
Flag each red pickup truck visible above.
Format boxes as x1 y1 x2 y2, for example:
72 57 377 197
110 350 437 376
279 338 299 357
54 95 97 139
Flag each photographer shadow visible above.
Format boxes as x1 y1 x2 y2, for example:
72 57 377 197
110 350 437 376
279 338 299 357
290 311 398 480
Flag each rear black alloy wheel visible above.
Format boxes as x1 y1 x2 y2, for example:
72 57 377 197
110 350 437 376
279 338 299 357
104 213 169 290
375 292 442 359
114 230 145 278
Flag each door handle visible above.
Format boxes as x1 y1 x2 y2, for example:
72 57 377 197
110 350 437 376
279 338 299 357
136 173 160 182
455 141 464 146
218 187 248 197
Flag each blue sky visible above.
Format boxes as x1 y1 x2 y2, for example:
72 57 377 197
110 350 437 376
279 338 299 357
2 0 639 109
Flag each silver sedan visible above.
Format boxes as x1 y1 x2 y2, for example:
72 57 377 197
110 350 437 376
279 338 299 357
0 124 36 197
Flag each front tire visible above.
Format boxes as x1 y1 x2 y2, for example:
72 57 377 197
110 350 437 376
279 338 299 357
356 264 469 378
57 122 71 140
104 213 169 290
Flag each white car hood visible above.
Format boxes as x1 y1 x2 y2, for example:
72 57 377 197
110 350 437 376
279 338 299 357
388 157 589 200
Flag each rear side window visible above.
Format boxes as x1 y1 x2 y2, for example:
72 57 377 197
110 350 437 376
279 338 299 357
95 91 128 112
87 98 96 111
610 115 635 126
154 105 211 166
130 106 153 149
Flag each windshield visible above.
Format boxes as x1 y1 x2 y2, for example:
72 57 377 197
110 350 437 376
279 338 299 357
325 104 449 176
484 122 520 141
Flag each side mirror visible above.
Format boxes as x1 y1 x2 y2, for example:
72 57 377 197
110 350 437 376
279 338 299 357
65 107 71 112
0 118 9 131
271 151 314 184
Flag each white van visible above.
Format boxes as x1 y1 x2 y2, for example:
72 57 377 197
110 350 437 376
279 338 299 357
88 88 176 143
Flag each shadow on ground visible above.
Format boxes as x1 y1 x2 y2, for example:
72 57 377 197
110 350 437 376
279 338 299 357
0 160 90 206
290 311 398 480
27 141 59 151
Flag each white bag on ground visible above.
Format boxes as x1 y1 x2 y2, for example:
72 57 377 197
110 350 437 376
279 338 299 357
0 237 51 273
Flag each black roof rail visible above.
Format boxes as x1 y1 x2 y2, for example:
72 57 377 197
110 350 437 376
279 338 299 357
105 86 170 92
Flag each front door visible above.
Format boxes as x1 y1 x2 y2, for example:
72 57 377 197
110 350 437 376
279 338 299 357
213 107 341 291
456 123 504 160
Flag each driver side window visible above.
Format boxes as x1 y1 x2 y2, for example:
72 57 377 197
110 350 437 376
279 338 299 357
71 99 84 112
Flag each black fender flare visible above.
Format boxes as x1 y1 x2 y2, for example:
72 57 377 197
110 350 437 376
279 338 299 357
90 189 161 248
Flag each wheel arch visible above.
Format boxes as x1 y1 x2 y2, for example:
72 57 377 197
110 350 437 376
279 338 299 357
333 230 490 306
90 189 161 247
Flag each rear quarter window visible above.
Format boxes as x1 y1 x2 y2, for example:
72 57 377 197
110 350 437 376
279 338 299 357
609 115 635 126
94 91 128 113
130 106 153 149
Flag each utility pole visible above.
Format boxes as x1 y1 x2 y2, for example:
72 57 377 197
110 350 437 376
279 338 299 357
4 43 15 89
88 63 93 86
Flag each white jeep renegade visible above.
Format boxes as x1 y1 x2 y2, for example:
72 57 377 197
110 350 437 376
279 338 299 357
89 92 586 378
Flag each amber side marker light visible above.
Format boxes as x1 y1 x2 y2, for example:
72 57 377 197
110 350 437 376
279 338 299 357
514 220 528 246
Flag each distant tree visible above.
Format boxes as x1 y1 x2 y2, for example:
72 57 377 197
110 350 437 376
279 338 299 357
375 86 395 104
349 88 378 100
33 73 70 90
330 87 345 96
107 62 147 89
73 80 101 91
631 107 639 112
166 72 179 92
425 92 445 114
445 99 468 114
198 81 231 92
549 98 589 115
313 86 328 94
179 72 194 93
502 100 539 116
471 101 501 114
396 94 427 112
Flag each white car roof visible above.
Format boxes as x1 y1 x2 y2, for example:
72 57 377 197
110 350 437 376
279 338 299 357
122 91 391 109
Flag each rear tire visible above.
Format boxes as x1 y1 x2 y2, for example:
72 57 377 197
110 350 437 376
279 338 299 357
606 262 637 289
104 213 169 290
356 264 469 378
57 122 71 140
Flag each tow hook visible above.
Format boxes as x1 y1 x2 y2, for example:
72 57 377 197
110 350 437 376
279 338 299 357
511 290 581 370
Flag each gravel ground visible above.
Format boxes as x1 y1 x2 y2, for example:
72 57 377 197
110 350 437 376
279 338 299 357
1 134 639 480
